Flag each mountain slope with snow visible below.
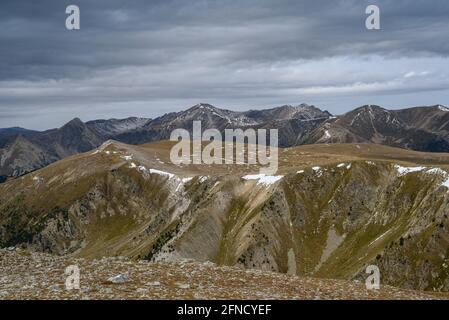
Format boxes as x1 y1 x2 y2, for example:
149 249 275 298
3 103 449 179
3 141 449 291
306 105 449 152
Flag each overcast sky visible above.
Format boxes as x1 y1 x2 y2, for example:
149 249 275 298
1 0 449 129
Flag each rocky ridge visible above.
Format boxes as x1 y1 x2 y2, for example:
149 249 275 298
1 248 445 300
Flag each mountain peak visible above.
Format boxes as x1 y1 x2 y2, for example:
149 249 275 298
358 104 385 111
274 103 311 110
262 103 331 120
436 105 449 112
187 103 219 112
345 105 389 119
62 117 85 128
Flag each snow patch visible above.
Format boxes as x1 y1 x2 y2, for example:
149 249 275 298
427 168 446 175
137 165 175 178
312 166 325 176
242 174 284 186
395 165 426 176
422 167 449 191
149 168 175 178
442 177 449 189
393 165 449 191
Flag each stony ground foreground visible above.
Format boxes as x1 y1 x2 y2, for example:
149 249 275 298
1 248 447 300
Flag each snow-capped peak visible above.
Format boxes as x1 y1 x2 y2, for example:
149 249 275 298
437 105 449 112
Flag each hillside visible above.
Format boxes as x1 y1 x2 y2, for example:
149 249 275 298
307 105 449 152
2 141 449 292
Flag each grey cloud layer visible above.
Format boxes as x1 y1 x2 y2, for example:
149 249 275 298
0 0 448 129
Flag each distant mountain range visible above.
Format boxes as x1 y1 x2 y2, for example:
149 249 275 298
1 102 448 178
305 105 449 152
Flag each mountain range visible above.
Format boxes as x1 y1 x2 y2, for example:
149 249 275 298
3 101 449 293
305 104 449 152
1 103 449 179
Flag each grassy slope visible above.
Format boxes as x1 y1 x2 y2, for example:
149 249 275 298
2 141 449 291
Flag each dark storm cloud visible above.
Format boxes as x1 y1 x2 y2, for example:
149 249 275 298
1 0 448 80
0 0 449 129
